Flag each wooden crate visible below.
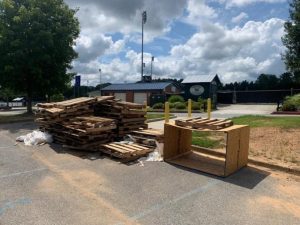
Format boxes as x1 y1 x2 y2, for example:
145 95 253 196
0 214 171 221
164 122 250 177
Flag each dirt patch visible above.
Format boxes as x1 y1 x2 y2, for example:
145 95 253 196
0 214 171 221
250 127 300 169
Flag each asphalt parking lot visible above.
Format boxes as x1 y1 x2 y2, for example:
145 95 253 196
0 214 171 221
1 122 300 225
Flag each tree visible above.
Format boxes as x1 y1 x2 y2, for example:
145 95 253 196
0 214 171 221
0 87 14 106
282 0 300 83
255 74 279 90
278 72 295 89
0 0 79 113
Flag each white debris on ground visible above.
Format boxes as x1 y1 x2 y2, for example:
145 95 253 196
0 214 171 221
139 141 164 162
145 150 163 161
16 130 53 146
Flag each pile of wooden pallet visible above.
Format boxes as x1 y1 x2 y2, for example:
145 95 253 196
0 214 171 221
95 100 147 137
35 97 117 148
101 142 154 162
175 117 233 130
36 97 97 129
34 97 155 161
58 116 116 150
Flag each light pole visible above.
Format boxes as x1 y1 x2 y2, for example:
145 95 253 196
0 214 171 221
141 11 147 82
150 56 154 79
99 68 101 90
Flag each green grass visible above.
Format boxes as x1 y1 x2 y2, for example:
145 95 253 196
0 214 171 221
0 112 34 124
146 113 174 120
231 115 300 128
192 132 222 148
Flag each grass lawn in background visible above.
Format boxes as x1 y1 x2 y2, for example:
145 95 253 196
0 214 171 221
146 113 174 120
0 112 34 124
192 131 225 149
231 115 300 128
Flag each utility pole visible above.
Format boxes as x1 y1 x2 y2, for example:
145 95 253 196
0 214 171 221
141 11 147 82
150 56 154 79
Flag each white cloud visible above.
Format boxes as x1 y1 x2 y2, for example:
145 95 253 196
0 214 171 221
66 0 186 40
65 0 287 86
231 12 248 23
157 18 286 83
65 0 187 66
184 0 217 26
217 0 285 8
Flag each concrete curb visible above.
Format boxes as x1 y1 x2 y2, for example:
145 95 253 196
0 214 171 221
147 116 177 123
248 158 300 176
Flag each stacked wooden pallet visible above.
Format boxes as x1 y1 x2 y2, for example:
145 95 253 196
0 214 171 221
35 97 117 149
36 97 97 129
101 142 154 162
58 116 117 150
175 117 233 130
130 129 164 146
95 100 147 137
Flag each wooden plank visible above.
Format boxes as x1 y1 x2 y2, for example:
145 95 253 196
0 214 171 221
96 96 115 102
102 144 131 154
115 101 144 109
175 118 234 130
164 123 192 160
121 117 146 123
225 129 240 176
238 126 250 169
85 125 117 133
166 151 225 177
55 97 96 108
108 144 136 152
130 143 151 150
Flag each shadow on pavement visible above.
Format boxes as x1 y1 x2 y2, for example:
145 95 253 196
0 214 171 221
167 163 269 190
48 143 105 161
48 143 143 166
224 166 270 189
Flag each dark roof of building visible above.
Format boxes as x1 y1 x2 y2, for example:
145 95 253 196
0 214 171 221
182 74 220 84
101 82 172 91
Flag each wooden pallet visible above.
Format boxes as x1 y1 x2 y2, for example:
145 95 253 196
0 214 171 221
131 129 164 142
175 117 233 130
101 142 154 162
54 97 97 109
114 101 144 109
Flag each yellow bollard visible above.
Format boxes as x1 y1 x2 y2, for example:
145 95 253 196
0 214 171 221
188 99 192 118
207 98 211 119
165 102 170 123
143 100 147 112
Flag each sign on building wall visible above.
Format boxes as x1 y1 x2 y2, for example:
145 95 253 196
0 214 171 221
189 85 204 96
75 75 81 87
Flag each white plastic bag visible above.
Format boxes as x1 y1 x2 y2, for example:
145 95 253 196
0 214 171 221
16 130 53 146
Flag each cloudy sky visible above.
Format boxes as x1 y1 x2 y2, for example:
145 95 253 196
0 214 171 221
64 0 289 85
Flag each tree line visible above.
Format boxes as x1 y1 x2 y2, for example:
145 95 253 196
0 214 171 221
221 72 300 91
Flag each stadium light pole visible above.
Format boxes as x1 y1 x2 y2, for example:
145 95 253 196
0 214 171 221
150 56 154 79
99 68 102 90
141 11 147 82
